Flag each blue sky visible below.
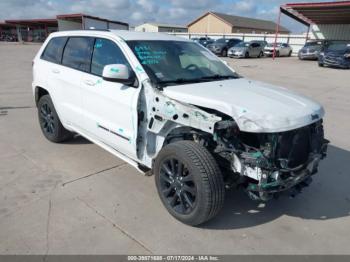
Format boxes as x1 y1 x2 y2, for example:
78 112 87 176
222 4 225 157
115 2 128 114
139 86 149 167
0 0 343 32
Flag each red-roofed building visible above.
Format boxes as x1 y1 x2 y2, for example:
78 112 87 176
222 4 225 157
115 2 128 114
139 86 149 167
1 13 128 42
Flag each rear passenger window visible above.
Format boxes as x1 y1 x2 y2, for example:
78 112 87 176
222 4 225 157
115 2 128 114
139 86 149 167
62 37 94 72
41 37 67 64
91 38 130 76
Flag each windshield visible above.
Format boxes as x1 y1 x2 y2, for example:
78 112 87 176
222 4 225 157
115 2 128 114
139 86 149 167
215 38 229 44
235 42 250 48
326 41 350 52
267 43 281 47
305 41 322 47
127 40 238 87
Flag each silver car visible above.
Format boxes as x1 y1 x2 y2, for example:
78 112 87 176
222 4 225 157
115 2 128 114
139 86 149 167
228 42 264 58
264 43 293 57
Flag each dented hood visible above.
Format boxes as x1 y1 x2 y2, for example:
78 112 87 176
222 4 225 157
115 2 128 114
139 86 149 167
162 79 325 133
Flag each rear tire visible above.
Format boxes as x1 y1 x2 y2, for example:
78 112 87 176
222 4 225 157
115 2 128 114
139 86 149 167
288 51 292 57
37 94 74 143
318 62 324 67
245 52 249 58
258 51 263 58
154 141 225 226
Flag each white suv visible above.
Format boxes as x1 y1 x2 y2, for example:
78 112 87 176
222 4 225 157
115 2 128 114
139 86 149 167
33 30 328 225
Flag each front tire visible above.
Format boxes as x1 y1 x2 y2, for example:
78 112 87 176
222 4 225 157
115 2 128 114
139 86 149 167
37 94 74 143
221 49 227 57
154 141 225 226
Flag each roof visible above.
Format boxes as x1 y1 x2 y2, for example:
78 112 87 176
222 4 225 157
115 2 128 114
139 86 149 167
281 1 350 26
56 13 128 26
49 30 190 41
188 11 290 33
141 22 187 29
5 18 58 26
0 22 16 27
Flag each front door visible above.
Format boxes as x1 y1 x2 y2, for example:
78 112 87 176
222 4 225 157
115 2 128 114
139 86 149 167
80 38 140 159
250 43 260 56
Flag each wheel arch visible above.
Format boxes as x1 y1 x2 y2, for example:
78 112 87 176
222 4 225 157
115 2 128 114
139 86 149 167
149 123 216 168
34 86 49 106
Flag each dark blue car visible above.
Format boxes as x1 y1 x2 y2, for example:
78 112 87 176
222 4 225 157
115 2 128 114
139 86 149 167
318 41 350 69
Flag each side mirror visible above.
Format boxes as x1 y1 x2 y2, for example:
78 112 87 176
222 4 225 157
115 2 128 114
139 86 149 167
102 64 137 87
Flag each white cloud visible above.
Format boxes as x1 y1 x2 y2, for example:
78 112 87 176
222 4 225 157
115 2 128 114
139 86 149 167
232 0 256 13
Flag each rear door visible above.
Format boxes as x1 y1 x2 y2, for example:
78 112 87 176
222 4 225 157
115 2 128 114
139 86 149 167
54 36 94 127
80 38 140 159
38 36 68 119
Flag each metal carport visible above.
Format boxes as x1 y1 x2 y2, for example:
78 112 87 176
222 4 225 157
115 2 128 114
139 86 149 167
273 1 350 58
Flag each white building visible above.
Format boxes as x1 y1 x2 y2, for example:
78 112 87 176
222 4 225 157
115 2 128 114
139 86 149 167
135 23 187 33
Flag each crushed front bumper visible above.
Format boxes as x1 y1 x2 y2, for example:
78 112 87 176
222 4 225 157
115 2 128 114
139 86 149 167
245 141 328 201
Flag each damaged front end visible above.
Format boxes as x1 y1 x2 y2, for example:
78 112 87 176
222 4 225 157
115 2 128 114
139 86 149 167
213 119 329 201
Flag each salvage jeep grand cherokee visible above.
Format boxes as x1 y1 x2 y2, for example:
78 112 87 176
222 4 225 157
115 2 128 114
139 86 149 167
32 30 328 226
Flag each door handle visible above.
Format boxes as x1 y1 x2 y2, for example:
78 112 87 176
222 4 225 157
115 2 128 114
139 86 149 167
52 69 60 74
84 80 96 86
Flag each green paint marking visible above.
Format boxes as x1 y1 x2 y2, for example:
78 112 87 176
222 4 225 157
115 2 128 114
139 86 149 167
135 65 144 73
96 79 103 85
110 68 120 73
251 151 263 158
194 111 208 120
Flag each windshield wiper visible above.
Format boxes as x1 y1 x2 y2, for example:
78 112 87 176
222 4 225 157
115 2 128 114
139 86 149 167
158 78 200 86
158 75 238 87
199 74 237 81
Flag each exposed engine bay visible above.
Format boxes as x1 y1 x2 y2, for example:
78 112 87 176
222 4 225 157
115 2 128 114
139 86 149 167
166 115 329 201
213 118 328 201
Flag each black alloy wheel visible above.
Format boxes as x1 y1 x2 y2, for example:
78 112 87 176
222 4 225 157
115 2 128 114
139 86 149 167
37 94 73 143
40 102 55 135
155 141 225 226
159 158 197 215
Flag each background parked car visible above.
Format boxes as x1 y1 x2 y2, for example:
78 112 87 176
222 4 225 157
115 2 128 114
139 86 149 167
192 37 213 47
207 38 242 56
228 41 264 58
0 33 17 42
298 40 324 60
318 40 350 69
264 43 293 57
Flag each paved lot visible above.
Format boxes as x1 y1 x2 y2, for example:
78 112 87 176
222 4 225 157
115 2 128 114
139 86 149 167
0 43 350 255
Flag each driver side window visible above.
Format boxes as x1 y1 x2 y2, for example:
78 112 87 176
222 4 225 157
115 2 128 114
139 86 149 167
91 38 130 76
